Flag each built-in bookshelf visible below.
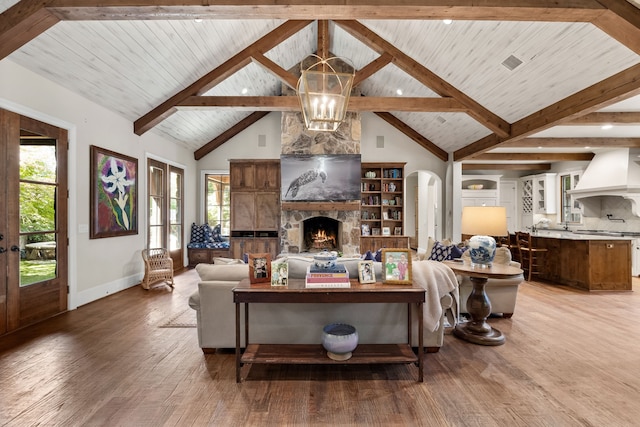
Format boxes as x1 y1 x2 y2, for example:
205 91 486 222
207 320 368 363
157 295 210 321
360 162 408 252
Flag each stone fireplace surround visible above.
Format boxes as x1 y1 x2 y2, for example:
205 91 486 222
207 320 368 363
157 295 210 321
279 101 362 255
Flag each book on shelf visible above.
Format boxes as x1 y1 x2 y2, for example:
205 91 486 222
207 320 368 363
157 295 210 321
305 276 351 288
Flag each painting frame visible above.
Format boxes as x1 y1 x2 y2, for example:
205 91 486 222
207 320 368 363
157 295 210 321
382 248 412 285
90 145 138 239
358 261 376 284
249 253 272 284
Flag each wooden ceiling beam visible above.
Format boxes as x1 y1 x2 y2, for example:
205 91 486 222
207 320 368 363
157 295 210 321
564 111 640 125
335 19 511 138
0 0 59 59
374 112 448 162
43 1 607 21
454 62 640 160
194 111 269 160
499 137 640 148
177 95 466 112
462 163 551 171
251 53 299 90
469 153 594 161
353 52 393 87
591 0 640 54
134 19 312 135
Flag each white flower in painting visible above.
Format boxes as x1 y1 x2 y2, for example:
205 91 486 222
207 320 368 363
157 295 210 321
101 158 135 230
101 158 134 194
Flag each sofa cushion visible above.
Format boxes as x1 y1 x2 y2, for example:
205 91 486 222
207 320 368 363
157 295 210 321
213 257 245 265
429 241 451 261
195 263 249 281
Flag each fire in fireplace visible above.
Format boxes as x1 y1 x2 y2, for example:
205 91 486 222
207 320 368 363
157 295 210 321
303 217 340 252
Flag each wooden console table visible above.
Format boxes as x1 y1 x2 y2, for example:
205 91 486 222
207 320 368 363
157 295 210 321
233 278 426 382
443 260 523 346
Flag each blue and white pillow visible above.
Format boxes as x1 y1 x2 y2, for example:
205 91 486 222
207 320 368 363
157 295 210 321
190 222 205 244
429 241 452 261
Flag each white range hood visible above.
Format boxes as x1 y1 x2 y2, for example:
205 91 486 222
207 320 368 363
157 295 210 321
568 148 640 217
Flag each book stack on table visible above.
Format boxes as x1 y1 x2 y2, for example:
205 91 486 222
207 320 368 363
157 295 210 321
305 264 350 288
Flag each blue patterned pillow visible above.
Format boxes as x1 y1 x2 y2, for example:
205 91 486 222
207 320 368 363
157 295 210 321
429 241 451 261
202 223 213 243
448 245 464 260
190 223 205 243
212 224 222 242
361 250 375 261
374 249 383 263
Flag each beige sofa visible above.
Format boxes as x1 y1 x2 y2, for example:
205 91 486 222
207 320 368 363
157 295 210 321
188 256 458 353
457 247 524 318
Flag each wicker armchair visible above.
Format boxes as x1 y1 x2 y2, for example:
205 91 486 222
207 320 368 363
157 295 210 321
141 248 174 290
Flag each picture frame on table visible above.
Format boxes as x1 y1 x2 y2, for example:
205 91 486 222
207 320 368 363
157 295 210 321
249 253 271 284
89 145 138 239
382 226 391 236
358 261 376 284
382 248 412 284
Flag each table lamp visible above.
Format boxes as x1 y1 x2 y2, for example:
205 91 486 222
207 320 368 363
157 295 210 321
461 206 508 266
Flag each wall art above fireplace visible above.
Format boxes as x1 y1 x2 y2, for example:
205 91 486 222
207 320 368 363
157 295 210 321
281 154 362 202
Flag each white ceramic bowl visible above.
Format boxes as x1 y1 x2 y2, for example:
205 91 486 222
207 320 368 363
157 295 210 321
322 323 358 361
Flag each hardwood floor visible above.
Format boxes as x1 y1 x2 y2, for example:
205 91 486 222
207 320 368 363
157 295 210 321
1 271 639 426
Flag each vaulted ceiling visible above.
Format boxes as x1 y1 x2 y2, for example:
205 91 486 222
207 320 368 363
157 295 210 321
2 1 640 170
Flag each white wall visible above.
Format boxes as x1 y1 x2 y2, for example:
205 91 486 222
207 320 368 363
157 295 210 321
196 111 450 239
0 59 197 308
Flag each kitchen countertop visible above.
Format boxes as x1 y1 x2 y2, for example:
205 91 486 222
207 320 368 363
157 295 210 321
530 229 640 240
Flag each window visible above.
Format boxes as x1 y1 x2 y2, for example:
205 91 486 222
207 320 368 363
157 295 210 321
559 172 581 224
205 174 230 235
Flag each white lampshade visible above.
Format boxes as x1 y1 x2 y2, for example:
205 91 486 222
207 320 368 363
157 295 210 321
461 206 508 266
461 206 508 237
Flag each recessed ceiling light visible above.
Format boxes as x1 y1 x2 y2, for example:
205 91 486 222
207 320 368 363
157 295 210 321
396 89 403 96
241 88 248 95
537 146 543 149
443 19 453 25
601 124 613 130
194 18 203 23
584 146 591 150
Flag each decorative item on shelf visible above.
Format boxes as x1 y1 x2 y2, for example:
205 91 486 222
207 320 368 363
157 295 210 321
361 224 370 236
365 171 376 178
322 323 359 361
467 184 484 190
461 206 508 267
394 227 402 235
313 250 338 269
296 54 355 132
382 227 391 236
388 182 397 192
358 261 376 283
388 200 395 205
382 248 412 284
271 259 288 287
249 253 272 284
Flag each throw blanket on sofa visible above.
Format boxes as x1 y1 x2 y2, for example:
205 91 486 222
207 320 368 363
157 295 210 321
411 260 459 332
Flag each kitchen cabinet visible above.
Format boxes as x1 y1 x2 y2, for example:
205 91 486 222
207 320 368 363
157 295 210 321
461 175 500 207
533 173 557 214
533 235 631 291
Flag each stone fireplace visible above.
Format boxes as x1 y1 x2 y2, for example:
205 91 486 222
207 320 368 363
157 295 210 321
303 217 339 251
279 56 362 255
281 210 361 254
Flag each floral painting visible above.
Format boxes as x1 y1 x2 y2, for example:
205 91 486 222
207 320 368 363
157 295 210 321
90 145 138 239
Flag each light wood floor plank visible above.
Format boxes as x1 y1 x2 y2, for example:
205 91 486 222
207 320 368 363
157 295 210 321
1 270 639 426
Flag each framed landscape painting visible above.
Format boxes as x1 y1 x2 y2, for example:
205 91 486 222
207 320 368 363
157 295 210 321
90 145 138 239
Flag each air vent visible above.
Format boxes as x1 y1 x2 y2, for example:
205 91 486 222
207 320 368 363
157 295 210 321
436 115 447 124
501 55 523 71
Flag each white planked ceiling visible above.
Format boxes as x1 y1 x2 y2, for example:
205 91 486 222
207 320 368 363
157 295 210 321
2 2 640 161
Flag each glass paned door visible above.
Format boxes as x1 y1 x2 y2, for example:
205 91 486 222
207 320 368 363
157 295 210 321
147 159 183 271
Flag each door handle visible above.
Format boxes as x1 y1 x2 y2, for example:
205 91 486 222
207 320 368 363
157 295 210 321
10 245 20 252
0 247 5 253
0 233 3 240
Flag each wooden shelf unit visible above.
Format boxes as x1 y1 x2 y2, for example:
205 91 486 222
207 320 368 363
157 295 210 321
360 162 408 252
230 159 280 259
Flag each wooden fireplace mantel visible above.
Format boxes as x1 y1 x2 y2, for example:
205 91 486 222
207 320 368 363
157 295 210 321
281 201 361 211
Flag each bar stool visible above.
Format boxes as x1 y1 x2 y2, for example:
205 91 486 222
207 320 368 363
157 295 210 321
515 232 547 281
